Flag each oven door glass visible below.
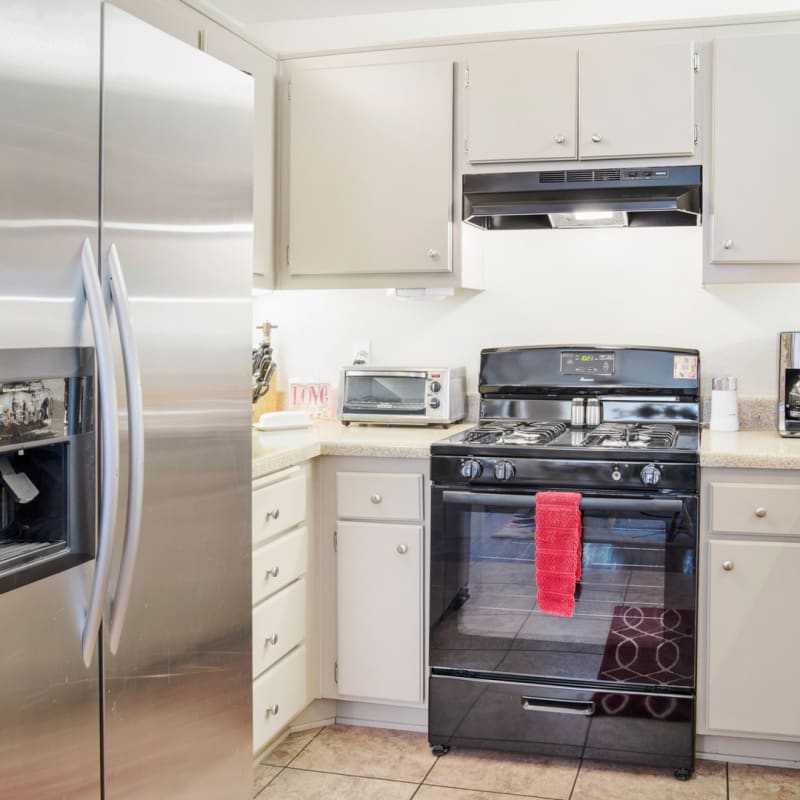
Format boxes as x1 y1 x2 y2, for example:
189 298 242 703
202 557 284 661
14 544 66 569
343 373 426 415
429 488 697 690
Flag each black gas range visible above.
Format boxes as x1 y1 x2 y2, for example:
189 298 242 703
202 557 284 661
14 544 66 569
428 345 700 779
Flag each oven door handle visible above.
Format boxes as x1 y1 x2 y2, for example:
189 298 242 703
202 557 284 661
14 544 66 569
441 490 685 514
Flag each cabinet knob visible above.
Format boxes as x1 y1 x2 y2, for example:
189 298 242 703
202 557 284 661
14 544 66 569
265 633 279 646
265 704 279 717
370 493 382 504
265 508 280 521
591 133 602 143
427 249 439 259
265 566 280 578
754 507 767 518
723 239 734 250
397 543 409 555
554 134 566 144
722 560 734 571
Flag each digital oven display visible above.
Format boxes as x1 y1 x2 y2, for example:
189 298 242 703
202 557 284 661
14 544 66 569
560 351 616 376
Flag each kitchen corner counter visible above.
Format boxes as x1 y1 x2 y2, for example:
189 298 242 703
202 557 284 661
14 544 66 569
253 420 473 478
701 428 800 470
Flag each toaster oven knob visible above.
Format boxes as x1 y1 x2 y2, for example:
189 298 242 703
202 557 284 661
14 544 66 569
640 464 662 487
429 398 441 409
494 461 516 481
460 459 483 480
430 381 442 393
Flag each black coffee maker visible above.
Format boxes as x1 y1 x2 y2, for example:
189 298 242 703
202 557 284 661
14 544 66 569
778 332 800 437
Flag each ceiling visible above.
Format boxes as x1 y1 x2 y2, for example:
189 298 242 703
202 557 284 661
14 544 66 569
205 0 540 23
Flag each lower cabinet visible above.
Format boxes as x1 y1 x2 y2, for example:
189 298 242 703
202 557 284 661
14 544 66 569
337 521 423 703
701 469 800 741
251 464 315 754
319 456 429 707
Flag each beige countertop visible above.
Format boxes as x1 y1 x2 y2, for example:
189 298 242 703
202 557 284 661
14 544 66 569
252 420 473 479
701 428 800 470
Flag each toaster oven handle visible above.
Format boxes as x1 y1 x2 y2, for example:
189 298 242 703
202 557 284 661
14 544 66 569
441 491 685 515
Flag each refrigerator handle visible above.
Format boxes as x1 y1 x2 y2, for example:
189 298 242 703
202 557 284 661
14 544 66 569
106 244 144 655
80 238 120 668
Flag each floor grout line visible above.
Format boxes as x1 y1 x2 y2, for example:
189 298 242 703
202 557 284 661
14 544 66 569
726 760 730 800
568 756 584 800
282 764 424 786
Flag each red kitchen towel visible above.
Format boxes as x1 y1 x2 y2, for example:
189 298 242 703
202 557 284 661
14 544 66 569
534 491 583 618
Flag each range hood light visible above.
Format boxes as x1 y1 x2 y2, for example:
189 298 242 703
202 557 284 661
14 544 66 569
548 210 629 229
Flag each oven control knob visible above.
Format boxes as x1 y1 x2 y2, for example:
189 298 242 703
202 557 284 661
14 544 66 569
640 464 662 486
429 398 441 409
494 461 516 481
430 381 442 393
460 459 483 480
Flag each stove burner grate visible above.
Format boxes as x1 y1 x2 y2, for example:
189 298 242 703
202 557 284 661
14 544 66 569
581 422 679 449
464 420 568 446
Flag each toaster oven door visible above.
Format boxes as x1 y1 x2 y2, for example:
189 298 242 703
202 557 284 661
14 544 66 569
341 371 428 418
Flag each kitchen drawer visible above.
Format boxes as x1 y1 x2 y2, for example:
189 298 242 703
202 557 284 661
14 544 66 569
253 526 308 603
337 471 423 521
253 471 306 545
253 645 308 752
253 578 306 678
710 483 800 536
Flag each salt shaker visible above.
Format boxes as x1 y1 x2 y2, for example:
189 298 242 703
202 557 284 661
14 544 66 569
570 397 585 427
709 376 739 431
586 397 602 426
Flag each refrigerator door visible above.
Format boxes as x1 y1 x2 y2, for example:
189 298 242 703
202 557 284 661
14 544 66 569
0 1 102 798
101 5 253 798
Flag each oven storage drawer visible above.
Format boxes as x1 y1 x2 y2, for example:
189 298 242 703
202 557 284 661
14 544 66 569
337 472 423 521
428 675 693 769
709 482 800 536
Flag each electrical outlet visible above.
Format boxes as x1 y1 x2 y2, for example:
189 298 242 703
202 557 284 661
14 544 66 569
351 340 371 365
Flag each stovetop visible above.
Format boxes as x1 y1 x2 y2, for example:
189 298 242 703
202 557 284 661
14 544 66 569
434 419 698 462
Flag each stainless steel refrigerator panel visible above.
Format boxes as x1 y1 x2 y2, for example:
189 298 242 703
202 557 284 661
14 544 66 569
101 6 253 798
0 2 101 798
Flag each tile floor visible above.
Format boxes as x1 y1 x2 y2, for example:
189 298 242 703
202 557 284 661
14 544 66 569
253 724 800 799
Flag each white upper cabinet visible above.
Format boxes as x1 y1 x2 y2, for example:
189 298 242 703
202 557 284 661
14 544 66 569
287 60 454 276
465 41 578 162
578 40 696 159
465 37 695 164
710 33 800 265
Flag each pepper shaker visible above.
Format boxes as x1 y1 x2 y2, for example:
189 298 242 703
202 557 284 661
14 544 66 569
586 397 602 427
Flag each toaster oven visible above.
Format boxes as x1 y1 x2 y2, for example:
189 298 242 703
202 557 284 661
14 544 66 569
338 367 466 426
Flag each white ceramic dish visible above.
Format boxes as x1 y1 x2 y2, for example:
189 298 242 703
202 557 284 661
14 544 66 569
253 410 312 431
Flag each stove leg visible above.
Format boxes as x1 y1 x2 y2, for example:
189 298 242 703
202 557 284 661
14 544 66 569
674 768 692 781
431 744 450 757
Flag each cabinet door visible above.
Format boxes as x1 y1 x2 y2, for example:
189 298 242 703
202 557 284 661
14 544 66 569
706 540 800 737
579 40 695 159
711 34 800 264
466 41 577 162
288 60 453 276
336 521 423 703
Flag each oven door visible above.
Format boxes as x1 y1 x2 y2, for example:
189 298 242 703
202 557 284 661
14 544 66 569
429 486 697 691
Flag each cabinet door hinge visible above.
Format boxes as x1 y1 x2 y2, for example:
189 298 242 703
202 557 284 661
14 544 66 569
464 136 469 154
693 123 699 145
288 81 292 101
334 661 338 683
197 29 206 52
333 529 337 553
464 64 470 88
286 245 290 265
693 52 700 73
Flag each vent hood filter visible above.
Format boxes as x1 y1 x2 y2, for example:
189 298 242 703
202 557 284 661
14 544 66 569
463 166 701 230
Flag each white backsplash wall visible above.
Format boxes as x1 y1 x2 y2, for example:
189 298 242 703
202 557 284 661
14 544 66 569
253 226 800 397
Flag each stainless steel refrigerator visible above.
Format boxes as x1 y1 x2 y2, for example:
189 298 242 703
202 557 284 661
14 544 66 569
0 2 253 797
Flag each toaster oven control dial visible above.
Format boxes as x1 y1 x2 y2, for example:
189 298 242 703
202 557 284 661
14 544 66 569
494 461 516 481
430 381 442 393
460 459 483 480
429 398 441 409
640 464 662 486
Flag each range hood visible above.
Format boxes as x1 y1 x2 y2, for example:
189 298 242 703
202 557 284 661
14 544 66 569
463 165 701 230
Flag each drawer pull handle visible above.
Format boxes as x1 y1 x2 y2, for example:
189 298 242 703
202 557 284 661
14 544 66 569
266 509 280 520
265 566 280 579
265 633 279 646
397 543 408 555
521 696 595 716
370 494 382 504
754 507 767 518
722 560 734 571
265 704 279 717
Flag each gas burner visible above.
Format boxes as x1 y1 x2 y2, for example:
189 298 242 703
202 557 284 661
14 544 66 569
464 420 567 446
581 422 678 449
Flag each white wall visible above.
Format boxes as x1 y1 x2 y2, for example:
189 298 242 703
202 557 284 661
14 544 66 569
253 226 800 397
